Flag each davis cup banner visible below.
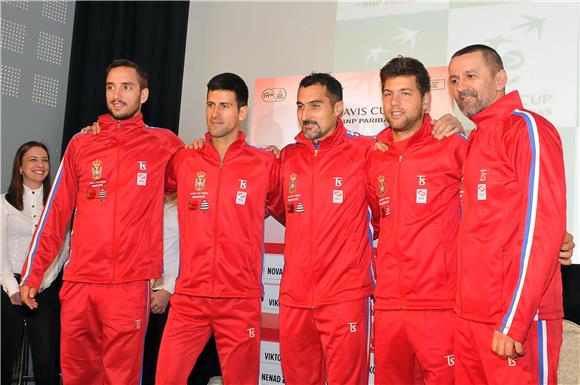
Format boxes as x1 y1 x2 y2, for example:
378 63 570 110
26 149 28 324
251 68 453 384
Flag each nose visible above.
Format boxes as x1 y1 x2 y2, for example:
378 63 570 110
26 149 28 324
390 93 401 106
210 106 219 119
300 105 312 121
111 87 122 100
454 77 468 93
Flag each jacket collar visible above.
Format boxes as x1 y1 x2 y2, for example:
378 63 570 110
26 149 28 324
377 113 433 149
294 117 346 153
203 130 247 162
97 113 145 133
470 91 523 130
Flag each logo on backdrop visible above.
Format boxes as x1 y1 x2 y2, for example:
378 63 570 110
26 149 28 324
262 88 287 103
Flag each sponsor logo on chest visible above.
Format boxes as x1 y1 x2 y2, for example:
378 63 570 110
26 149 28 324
136 161 147 186
477 169 487 201
416 175 427 204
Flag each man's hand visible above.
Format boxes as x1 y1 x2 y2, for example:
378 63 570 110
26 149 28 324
186 138 205 150
491 330 524 359
264 145 281 159
150 289 171 314
374 141 389 152
559 232 575 266
80 122 101 134
9 292 22 306
432 114 465 139
20 285 38 310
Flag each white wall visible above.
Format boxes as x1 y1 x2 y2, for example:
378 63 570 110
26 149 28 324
179 1 337 145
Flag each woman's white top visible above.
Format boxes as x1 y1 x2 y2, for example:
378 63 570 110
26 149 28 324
1 186 69 297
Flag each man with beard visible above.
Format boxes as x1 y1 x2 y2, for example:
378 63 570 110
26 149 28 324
366 56 466 385
20 59 183 385
277 73 375 385
449 44 567 385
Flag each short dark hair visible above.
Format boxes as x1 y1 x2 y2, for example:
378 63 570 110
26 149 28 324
380 56 431 96
451 44 504 74
105 59 148 89
5 141 51 211
207 73 248 108
299 73 343 104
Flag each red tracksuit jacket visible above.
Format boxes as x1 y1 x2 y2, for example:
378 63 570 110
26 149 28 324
279 119 375 308
366 114 466 310
21 113 183 288
166 131 281 298
456 91 566 343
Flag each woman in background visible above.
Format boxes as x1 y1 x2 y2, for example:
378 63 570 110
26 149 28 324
1 141 68 385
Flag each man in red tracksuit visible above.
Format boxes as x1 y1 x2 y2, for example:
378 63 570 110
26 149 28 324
156 73 281 385
366 57 466 385
20 60 184 385
449 44 566 385
278 73 376 385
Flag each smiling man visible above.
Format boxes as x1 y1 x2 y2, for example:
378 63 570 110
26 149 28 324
19 59 183 385
155 73 281 385
449 44 567 385
366 56 466 385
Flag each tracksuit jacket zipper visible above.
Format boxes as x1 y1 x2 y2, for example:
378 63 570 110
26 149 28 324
309 142 319 308
211 158 224 295
111 120 121 281
394 153 404 309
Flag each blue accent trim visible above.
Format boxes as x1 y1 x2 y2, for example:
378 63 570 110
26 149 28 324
500 110 538 331
366 208 376 287
537 321 544 385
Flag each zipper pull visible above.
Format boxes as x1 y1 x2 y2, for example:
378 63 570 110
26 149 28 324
314 142 319 157
398 154 403 162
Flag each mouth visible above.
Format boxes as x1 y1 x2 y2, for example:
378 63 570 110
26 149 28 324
111 101 126 108
31 170 46 175
302 121 318 130
389 110 404 118
458 91 477 103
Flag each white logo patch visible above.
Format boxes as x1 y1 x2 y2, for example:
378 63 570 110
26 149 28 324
137 173 147 186
348 322 357 333
236 191 247 205
477 184 487 200
333 190 343 204
416 189 427 204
